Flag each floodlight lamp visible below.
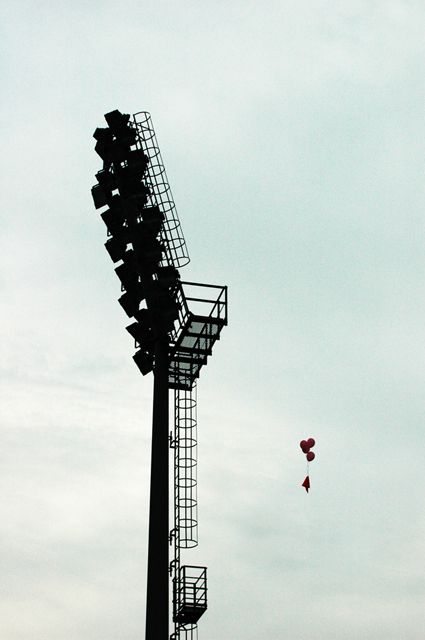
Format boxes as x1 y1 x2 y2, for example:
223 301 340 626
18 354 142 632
115 262 139 290
91 184 110 210
117 175 149 200
104 110 137 147
121 248 142 269
140 206 164 235
94 140 110 162
127 149 149 172
96 168 117 190
102 196 138 236
95 140 134 166
134 307 153 330
133 348 153 376
130 224 154 249
118 286 146 317
100 208 125 236
156 266 180 287
133 237 164 265
120 199 140 225
110 140 133 164
93 127 115 163
126 321 154 348
115 127 137 147
126 189 150 210
104 109 130 131
93 127 113 143
115 164 148 190
135 307 174 337
108 194 127 214
105 237 127 263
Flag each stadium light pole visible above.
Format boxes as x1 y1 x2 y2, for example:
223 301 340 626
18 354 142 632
91 109 228 640
145 336 169 639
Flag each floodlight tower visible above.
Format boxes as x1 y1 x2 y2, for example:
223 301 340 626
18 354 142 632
91 109 228 640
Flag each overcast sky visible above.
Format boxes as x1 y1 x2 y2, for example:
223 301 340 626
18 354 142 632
1 1 425 639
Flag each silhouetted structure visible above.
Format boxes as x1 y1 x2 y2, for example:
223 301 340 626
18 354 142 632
91 109 228 640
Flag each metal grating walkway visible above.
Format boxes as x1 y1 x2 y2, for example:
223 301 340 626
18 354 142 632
168 282 227 390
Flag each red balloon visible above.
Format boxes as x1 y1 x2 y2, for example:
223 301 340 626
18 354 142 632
300 440 310 453
307 438 315 448
306 451 315 462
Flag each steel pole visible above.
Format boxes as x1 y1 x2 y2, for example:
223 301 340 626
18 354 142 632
146 336 169 640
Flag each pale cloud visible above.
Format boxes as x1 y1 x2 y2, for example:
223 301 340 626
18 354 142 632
1 1 425 638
